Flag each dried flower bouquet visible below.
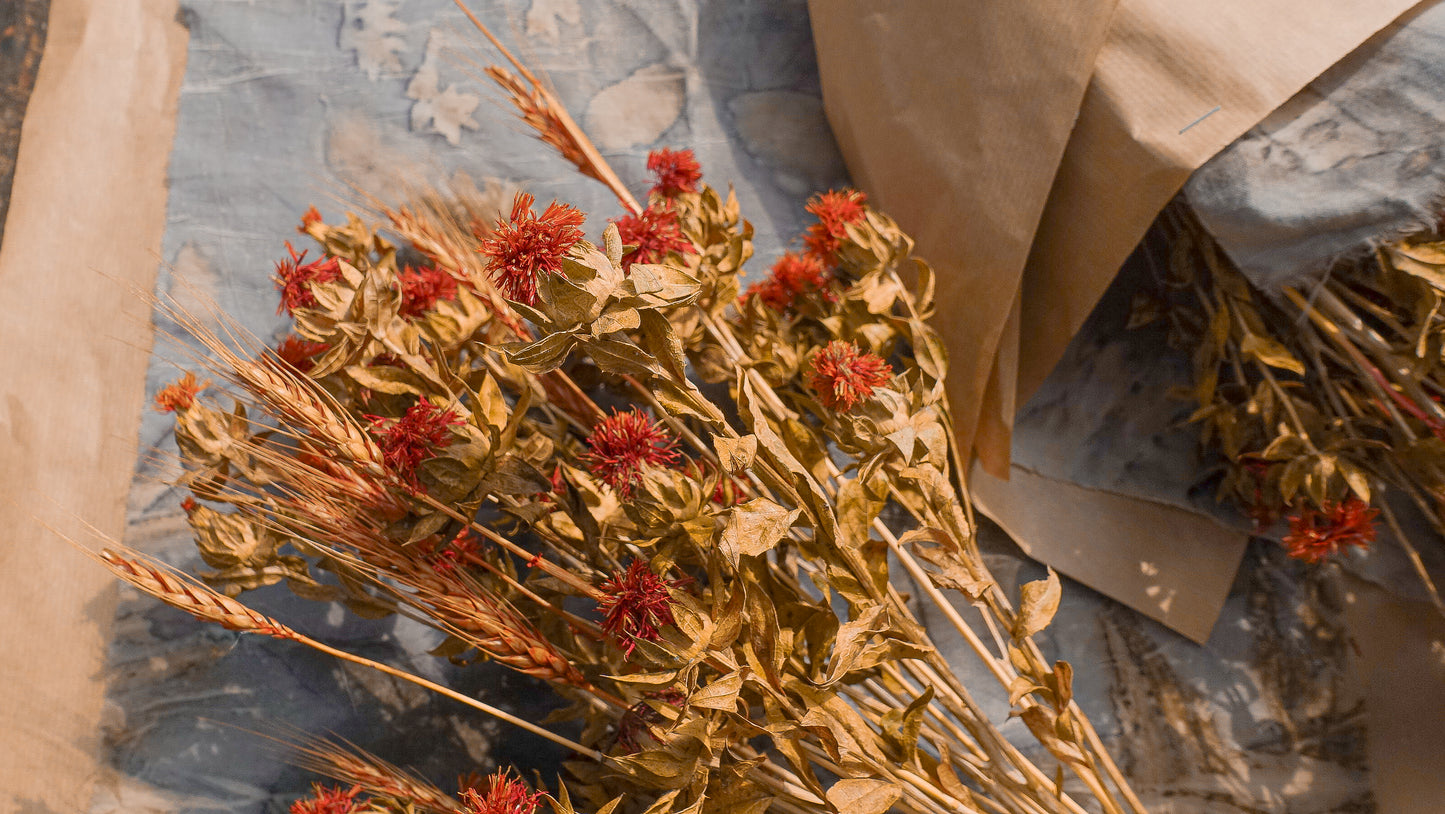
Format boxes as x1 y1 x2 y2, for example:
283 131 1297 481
91 8 1150 814
1137 204 1445 615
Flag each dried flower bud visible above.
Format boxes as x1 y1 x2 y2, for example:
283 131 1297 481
744 251 829 314
597 559 684 657
1282 497 1377 563
274 241 343 315
581 408 681 498
298 205 324 232
807 340 892 412
803 188 867 262
399 264 460 318
366 397 464 488
610 205 695 270
276 335 329 373
459 769 543 814
290 784 364 814
480 192 586 305
646 147 703 196
154 372 207 413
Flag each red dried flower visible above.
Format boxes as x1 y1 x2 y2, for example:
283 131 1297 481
1282 497 1377 564
431 530 481 573
154 372 207 413
646 148 703 196
399 264 459 318
274 241 343 315
290 784 363 814
460 769 544 814
802 189 867 262
744 251 829 314
611 205 695 270
480 192 586 305
807 340 892 412
298 205 324 232
809 339 884 410
581 408 681 497
597 560 685 657
276 335 329 373
366 397 464 487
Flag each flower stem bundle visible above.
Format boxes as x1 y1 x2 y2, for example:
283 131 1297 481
1136 204 1445 614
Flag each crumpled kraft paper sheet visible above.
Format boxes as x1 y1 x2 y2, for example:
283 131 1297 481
809 0 1427 637
0 0 185 809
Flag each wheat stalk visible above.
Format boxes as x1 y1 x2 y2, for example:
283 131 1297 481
98 548 297 637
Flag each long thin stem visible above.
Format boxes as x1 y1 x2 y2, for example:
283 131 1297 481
298 633 603 760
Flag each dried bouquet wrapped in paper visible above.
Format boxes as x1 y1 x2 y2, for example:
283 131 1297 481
91 10 1152 814
1138 204 1445 615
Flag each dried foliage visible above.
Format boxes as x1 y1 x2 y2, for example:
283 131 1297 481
1135 205 1445 613
104 8 1155 814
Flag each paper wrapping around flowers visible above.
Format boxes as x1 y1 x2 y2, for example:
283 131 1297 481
808 0 1427 633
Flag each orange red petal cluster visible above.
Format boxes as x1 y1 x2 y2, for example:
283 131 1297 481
275 242 343 315
611 205 695 270
460 770 544 814
807 340 892 412
290 784 363 814
580 408 681 497
399 264 459 318
744 251 830 314
1282 496 1377 563
366 397 464 487
480 192 586 305
802 189 867 262
646 147 702 196
154 372 207 413
597 559 684 657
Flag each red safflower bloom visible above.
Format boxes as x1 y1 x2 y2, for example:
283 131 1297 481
274 241 343 315
1282 497 1378 564
366 397 464 487
744 251 829 314
802 189 867 262
290 784 363 814
611 205 695 270
646 147 702 196
460 769 544 814
276 335 329 373
597 559 685 657
807 340 892 412
581 408 681 497
154 372 207 413
298 205 324 232
399 264 459 318
480 192 586 305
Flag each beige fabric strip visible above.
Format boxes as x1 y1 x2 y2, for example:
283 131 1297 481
0 0 185 806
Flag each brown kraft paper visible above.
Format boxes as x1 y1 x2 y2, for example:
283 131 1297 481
809 0 1427 636
0 0 186 807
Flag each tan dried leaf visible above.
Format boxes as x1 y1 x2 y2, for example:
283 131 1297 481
1013 568 1062 640
824 779 901 814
